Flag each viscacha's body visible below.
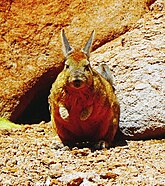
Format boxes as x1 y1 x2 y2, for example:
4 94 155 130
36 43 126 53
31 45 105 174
49 30 120 149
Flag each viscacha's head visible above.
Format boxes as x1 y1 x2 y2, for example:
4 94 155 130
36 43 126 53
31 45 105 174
61 30 95 90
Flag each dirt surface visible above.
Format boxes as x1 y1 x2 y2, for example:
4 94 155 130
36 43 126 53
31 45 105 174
0 122 165 185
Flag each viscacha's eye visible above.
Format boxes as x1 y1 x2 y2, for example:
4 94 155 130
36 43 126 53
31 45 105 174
84 64 91 71
65 64 69 69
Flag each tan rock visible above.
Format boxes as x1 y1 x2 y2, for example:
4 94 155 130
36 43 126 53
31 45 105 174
0 0 153 122
91 0 165 139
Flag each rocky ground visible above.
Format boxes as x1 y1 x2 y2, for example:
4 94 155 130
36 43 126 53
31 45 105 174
0 122 165 185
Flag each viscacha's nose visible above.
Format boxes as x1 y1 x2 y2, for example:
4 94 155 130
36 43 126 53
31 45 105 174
73 79 82 88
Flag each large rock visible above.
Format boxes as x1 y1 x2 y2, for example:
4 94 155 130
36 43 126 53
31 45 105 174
0 0 154 123
91 0 165 139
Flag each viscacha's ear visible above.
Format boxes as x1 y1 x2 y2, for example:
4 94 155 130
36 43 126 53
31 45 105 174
61 29 73 57
82 30 95 58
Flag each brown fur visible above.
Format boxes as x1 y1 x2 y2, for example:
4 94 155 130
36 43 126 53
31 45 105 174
49 32 120 148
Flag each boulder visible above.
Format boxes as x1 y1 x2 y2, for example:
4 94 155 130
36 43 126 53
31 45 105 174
91 0 165 139
0 0 154 123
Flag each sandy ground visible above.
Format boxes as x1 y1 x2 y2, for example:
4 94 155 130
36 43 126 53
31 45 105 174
0 122 164 185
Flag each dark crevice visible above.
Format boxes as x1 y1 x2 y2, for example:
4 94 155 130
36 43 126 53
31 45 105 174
15 91 51 124
13 64 64 124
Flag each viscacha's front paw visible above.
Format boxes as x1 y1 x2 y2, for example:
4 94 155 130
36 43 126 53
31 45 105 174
93 140 110 150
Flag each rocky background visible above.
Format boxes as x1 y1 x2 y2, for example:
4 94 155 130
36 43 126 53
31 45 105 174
91 0 165 139
0 0 164 138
